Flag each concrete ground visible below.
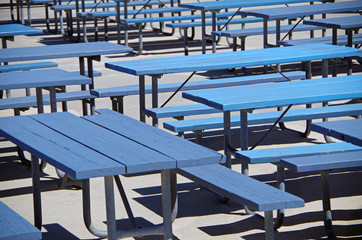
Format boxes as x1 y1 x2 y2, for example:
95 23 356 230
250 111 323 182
0 0 362 239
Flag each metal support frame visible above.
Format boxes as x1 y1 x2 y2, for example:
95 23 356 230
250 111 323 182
320 170 337 240
31 155 42 230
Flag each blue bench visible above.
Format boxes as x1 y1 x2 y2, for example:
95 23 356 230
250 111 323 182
0 61 58 73
212 24 327 52
279 33 362 46
0 201 42 240
163 103 362 144
91 71 305 114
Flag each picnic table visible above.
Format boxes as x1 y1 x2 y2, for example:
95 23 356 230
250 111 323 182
182 74 362 167
105 43 362 124
0 23 43 49
179 0 328 53
0 110 223 240
238 0 362 49
0 41 132 114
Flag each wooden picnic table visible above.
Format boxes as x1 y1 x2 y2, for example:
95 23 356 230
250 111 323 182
0 23 42 49
105 43 362 124
179 0 328 53
182 74 362 167
238 0 362 49
0 110 223 240
0 68 91 113
0 41 132 114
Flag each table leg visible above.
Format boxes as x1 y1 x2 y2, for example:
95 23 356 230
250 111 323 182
240 110 248 175
152 75 159 126
161 170 173 240
49 86 57 113
105 175 117 240
31 155 42 230
346 29 352 76
223 111 232 168
36 87 44 114
320 170 337 240
211 11 217 53
332 28 337 77
201 11 206 54
139 76 146 122
87 57 96 115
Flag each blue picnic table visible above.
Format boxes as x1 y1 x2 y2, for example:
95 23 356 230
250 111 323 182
182 74 362 167
0 110 223 240
104 43 362 124
179 0 328 53
0 41 132 114
0 23 42 48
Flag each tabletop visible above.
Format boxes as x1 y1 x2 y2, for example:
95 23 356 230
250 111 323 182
311 118 362 146
0 24 43 37
182 74 362 111
0 110 223 179
238 0 362 20
179 0 326 11
0 42 133 63
0 69 91 90
303 15 362 30
105 43 362 76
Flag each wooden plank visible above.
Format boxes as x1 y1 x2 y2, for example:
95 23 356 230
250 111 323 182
280 33 362 46
86 109 224 168
178 164 305 211
0 201 41 240
280 150 362 172
0 61 58 73
0 115 125 179
0 69 91 90
30 112 176 174
303 15 362 29
0 24 42 37
105 44 362 75
235 142 362 164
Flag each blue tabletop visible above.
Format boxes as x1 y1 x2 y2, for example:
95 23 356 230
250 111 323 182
0 42 133 63
303 15 362 30
238 0 362 20
179 0 325 11
311 119 362 146
0 69 92 90
182 74 362 111
0 24 43 37
0 110 223 179
105 43 362 76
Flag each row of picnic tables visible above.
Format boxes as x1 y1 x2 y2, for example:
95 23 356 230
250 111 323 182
1 1 362 239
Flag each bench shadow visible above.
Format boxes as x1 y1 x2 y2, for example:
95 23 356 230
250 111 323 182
42 223 82 240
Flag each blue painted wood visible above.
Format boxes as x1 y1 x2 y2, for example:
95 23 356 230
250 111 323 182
180 0 326 11
0 115 125 179
0 91 95 110
280 150 362 172
235 142 362 164
311 119 362 146
166 16 263 29
303 15 362 30
178 164 304 211
0 42 133 63
87 109 225 168
0 201 42 240
120 11 235 24
31 112 176 174
213 24 326 38
0 24 42 37
105 43 362 76
0 69 92 90
91 71 305 97
86 7 192 18
163 103 362 132
238 1 362 20
0 62 58 73
280 33 362 46
182 75 362 111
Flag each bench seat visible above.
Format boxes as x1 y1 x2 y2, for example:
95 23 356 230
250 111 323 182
177 163 304 239
0 201 42 240
0 62 57 73
163 103 362 133
279 33 362 46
